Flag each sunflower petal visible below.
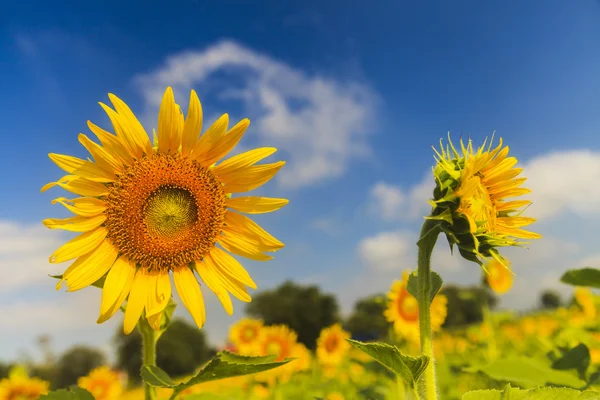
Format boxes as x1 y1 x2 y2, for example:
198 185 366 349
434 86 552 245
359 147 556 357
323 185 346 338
198 119 250 167
108 93 153 155
42 176 109 197
203 250 252 301
224 212 284 250
181 90 203 157
195 260 234 315
226 196 288 215
50 227 108 264
74 161 116 183
87 120 133 165
147 272 172 318
124 269 149 334
51 197 106 217
173 267 206 328
62 239 118 292
98 256 136 323
217 162 285 193
190 114 229 162
157 87 183 154
78 134 124 174
213 148 277 177
207 247 257 289
43 214 106 232
218 233 274 261
48 154 87 174
99 102 141 159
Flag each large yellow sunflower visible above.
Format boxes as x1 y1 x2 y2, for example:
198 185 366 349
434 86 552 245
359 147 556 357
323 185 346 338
316 323 351 366
430 135 541 266
77 366 123 400
43 87 287 334
384 270 447 342
484 258 513 294
252 325 299 384
228 318 263 355
0 367 49 400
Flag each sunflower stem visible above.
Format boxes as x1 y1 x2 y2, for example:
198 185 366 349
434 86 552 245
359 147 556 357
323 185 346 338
481 291 498 362
139 319 158 400
416 219 441 400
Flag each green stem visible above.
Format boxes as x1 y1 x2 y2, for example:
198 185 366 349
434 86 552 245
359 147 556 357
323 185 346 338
139 320 158 400
396 376 406 400
482 292 498 362
417 219 440 400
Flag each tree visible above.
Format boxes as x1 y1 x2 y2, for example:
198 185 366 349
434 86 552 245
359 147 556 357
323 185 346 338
441 285 497 328
540 290 562 309
344 294 389 341
54 346 105 389
245 281 340 349
115 318 215 384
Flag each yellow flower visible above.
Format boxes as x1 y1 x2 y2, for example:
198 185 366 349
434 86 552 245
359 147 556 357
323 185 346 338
430 135 541 266
575 288 596 319
316 323 351 366
77 366 123 400
229 318 263 354
326 392 345 400
485 258 513 294
252 325 298 384
384 271 447 342
43 87 287 334
0 367 49 400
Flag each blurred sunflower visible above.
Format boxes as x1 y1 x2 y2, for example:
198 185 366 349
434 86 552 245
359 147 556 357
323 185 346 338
326 392 345 400
384 270 447 342
254 325 297 362
316 324 351 366
43 87 287 334
77 366 123 400
484 258 513 294
575 288 597 319
229 318 264 354
430 135 541 266
0 367 49 400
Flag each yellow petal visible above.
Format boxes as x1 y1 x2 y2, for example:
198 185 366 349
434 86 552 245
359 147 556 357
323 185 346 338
218 162 285 193
146 271 172 318
78 134 124 174
124 269 149 334
99 102 140 159
218 233 273 261
189 114 229 162
181 90 203 157
41 176 108 197
496 200 531 212
51 197 106 217
197 119 250 167
213 147 277 177
50 227 108 263
87 120 133 165
144 272 161 331
108 93 153 155
224 212 284 250
98 256 136 323
207 247 257 289
74 161 116 183
226 196 288 215
157 87 182 154
62 239 118 292
203 250 252 301
48 154 86 174
173 267 206 329
195 260 234 315
43 214 106 232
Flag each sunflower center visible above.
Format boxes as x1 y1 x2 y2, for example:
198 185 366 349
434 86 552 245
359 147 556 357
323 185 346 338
398 290 419 322
265 340 283 357
104 153 227 271
242 327 257 342
324 334 339 353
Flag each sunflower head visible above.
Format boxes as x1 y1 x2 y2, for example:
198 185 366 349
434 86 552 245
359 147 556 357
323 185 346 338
384 270 447 342
575 288 597 319
254 325 298 362
484 258 514 294
429 134 541 267
43 87 287 334
0 367 49 400
77 366 123 400
228 318 264 354
316 323 351 366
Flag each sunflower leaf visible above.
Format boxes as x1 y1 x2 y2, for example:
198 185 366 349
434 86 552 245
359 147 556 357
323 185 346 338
141 365 176 388
561 268 600 289
406 270 443 304
345 339 429 389
170 351 292 398
551 343 590 381
462 385 600 399
38 388 94 400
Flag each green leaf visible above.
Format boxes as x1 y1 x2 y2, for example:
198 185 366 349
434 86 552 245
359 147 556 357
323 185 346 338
183 394 231 400
39 388 94 400
462 386 600 399
561 268 600 289
464 356 587 389
50 274 106 289
140 365 176 388
345 339 429 389
551 343 590 380
406 270 443 304
171 351 291 397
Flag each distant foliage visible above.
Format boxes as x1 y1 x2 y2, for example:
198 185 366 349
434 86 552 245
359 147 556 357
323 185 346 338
540 290 562 310
53 346 105 389
344 294 389 341
441 285 497 327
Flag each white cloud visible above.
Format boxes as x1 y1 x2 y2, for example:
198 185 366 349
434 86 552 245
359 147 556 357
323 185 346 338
367 174 433 222
134 40 378 188
358 231 412 271
523 150 600 219
369 182 404 221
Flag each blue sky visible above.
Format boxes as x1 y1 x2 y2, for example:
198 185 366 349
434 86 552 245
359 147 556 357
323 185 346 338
2 0 600 363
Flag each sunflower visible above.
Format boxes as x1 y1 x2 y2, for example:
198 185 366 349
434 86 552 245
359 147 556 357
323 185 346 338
316 323 351 366
77 366 123 400
252 325 298 384
484 258 513 294
43 87 287 334
384 270 447 342
229 318 264 354
429 135 541 266
575 288 596 320
0 367 49 400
